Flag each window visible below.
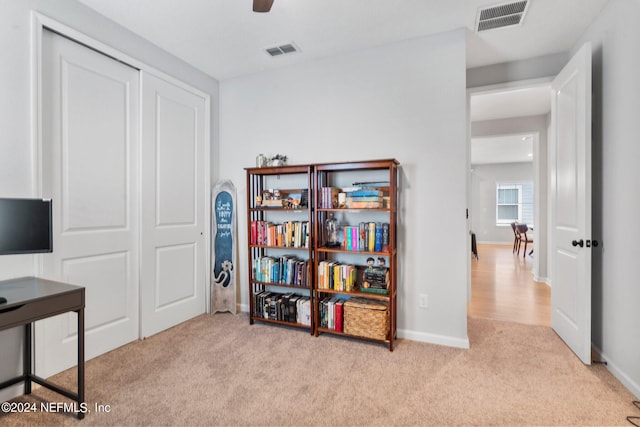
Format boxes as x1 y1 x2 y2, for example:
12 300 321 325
496 182 534 226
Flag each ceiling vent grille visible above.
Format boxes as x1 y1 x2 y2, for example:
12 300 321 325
265 43 300 57
475 1 529 32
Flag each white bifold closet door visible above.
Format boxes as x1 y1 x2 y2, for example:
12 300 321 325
40 30 140 376
139 71 207 338
39 30 207 376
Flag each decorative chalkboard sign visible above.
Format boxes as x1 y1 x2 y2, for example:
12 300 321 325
211 180 237 314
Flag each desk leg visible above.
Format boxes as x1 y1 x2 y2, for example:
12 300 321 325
24 323 32 394
77 308 85 420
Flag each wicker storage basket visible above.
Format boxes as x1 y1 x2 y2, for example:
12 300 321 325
343 298 389 340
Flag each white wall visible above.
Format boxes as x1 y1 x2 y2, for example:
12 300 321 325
470 162 534 244
0 0 219 402
573 0 640 399
220 29 469 347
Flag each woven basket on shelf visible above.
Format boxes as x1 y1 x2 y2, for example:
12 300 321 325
343 298 389 340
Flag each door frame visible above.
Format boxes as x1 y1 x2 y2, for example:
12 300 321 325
30 12 211 372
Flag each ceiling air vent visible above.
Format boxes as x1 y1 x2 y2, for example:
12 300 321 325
265 43 300 57
475 0 529 32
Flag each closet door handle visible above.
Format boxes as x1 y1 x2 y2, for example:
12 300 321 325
571 239 584 248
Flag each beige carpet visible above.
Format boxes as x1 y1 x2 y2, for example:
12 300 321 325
1 313 637 426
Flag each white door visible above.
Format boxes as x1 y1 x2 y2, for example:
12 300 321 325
550 43 592 364
140 71 207 337
40 30 140 375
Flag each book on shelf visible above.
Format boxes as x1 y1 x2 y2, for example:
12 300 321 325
374 223 383 252
382 223 389 252
360 287 389 295
328 298 336 329
334 299 344 332
347 200 383 209
296 296 311 326
367 222 376 251
347 195 381 203
348 189 383 197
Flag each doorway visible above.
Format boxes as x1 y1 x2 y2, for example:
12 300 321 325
467 82 552 326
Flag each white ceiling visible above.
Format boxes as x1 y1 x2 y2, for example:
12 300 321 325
76 0 609 81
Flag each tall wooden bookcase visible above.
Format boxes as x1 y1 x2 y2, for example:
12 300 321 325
245 164 314 333
313 159 398 351
245 159 399 350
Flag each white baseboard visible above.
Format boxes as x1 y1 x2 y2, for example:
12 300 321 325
533 274 550 285
592 345 640 399
398 328 470 349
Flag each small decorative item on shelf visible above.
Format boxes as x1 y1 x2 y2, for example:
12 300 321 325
269 154 287 167
361 256 389 294
338 192 347 208
256 153 268 168
260 189 285 207
324 212 340 248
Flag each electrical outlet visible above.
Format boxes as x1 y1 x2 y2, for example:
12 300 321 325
419 294 428 308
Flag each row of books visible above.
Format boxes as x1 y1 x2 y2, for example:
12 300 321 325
253 291 312 326
317 261 358 291
319 187 388 209
345 189 384 209
252 255 309 286
319 297 346 332
250 220 310 248
338 222 389 252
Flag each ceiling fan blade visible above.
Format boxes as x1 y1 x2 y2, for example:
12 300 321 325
253 0 274 12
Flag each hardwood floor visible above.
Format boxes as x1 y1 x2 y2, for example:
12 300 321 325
469 243 550 327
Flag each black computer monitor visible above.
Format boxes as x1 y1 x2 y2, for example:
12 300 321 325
0 198 53 255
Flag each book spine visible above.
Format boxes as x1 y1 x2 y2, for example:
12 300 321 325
251 221 257 245
359 222 366 251
368 222 376 251
349 201 382 209
375 223 382 252
382 222 390 252
335 300 343 332
333 264 340 291
350 190 382 197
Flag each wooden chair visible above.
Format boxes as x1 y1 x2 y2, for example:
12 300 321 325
510 222 520 253
516 224 533 258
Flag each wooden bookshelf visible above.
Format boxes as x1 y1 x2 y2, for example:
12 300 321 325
313 159 399 351
245 164 314 332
